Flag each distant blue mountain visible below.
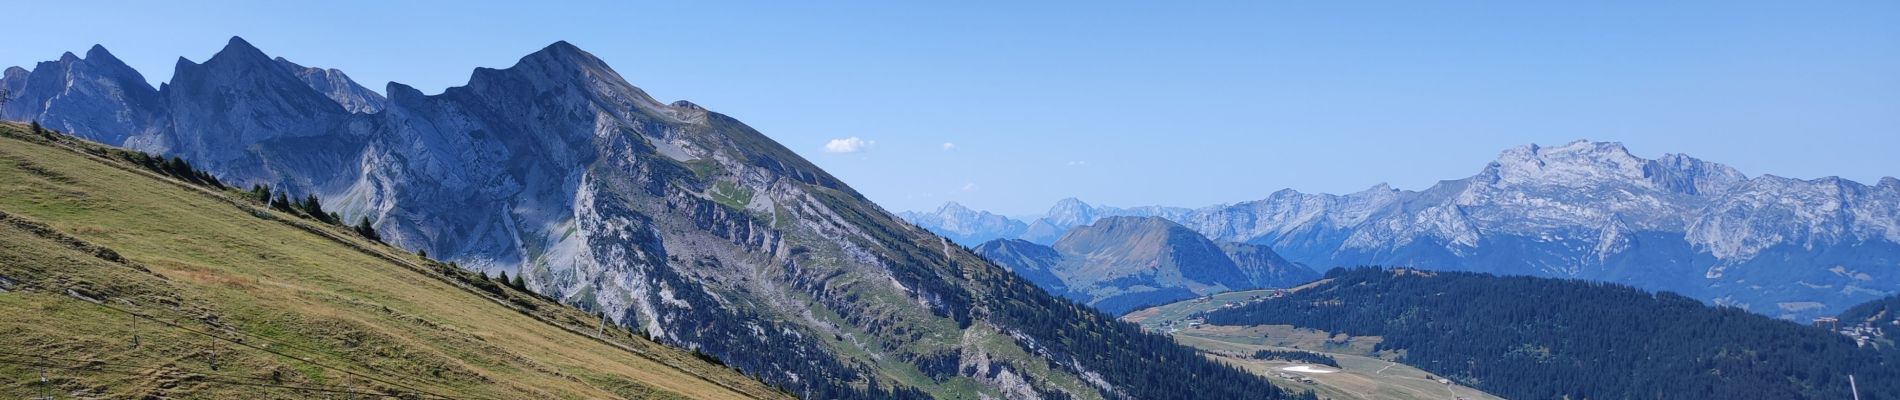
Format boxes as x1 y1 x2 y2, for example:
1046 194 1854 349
974 216 1318 315
910 141 1900 320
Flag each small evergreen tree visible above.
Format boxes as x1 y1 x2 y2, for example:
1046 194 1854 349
299 194 332 223
494 270 510 284
29 120 45 137
270 192 293 211
352 217 382 242
195 170 224 188
417 248 428 259
164 156 189 178
510 273 527 290
250 184 272 203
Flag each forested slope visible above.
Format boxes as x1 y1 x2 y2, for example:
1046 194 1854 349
1203 267 1900 399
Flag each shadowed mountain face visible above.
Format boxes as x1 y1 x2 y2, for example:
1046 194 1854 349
1 45 168 148
977 216 1318 315
5 38 1299 399
914 142 1900 320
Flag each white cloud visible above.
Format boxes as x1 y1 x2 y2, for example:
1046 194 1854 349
824 137 874 153
961 182 979 192
941 142 957 151
1065 160 1088 167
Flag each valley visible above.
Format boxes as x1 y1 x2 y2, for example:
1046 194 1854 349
1123 288 1502 400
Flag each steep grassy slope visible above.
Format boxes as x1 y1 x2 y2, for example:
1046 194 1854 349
0 122 787 399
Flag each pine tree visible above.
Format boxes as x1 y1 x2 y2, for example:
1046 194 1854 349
29 120 46 137
164 156 189 178
250 184 272 203
270 192 292 211
352 217 382 242
300 194 331 223
510 273 526 290
417 248 428 259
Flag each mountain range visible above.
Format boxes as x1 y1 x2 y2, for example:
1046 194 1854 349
905 141 1900 320
975 216 1318 314
2 38 1298 399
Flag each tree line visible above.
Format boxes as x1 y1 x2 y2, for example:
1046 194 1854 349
1252 350 1339 368
245 183 380 242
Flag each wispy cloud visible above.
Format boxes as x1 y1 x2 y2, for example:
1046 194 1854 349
961 182 979 192
942 142 957 151
824 137 874 153
1065 160 1088 167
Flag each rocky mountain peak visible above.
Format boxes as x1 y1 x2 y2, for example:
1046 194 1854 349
84 44 119 62
935 201 973 213
208 36 272 65
1 67 25 94
163 37 357 169
448 40 672 123
2 43 165 147
503 40 613 80
1487 139 1650 186
1643 153 1746 196
274 57 387 113
669 99 706 111
1045 197 1096 226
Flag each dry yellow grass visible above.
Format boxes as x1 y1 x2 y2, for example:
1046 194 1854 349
0 123 791 399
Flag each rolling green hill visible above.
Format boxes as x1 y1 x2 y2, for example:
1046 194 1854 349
0 122 788 399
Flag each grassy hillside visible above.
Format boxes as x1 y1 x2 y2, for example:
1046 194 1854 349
0 122 788 399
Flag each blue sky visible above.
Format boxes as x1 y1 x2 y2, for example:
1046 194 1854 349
6 1 1896 216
